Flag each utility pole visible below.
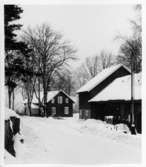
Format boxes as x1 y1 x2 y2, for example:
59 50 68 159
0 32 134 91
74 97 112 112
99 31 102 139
130 52 137 135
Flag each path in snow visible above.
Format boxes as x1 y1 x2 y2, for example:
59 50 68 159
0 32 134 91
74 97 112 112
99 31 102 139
5 116 141 164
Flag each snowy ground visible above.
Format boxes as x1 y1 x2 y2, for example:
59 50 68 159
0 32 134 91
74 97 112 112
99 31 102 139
5 114 141 164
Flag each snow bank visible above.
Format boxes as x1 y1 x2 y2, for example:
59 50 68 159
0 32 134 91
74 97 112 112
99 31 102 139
82 119 131 134
5 115 141 164
63 115 140 146
5 108 20 120
5 86 25 114
13 133 25 158
73 113 79 119
115 123 131 133
76 119 140 147
4 150 16 163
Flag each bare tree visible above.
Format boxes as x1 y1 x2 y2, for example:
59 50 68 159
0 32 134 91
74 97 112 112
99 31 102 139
84 55 101 78
131 4 141 38
22 24 76 116
99 50 115 69
51 68 75 95
117 37 141 73
74 51 115 91
74 64 91 89
116 4 142 73
22 76 37 116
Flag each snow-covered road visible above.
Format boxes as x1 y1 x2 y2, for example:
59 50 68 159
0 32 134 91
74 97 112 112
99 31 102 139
5 115 141 164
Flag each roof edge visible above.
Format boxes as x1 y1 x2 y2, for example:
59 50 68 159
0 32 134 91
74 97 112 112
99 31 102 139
59 89 75 103
77 64 130 93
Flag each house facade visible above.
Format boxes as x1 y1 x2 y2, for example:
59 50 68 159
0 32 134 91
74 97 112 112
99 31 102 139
25 90 74 117
77 64 131 119
45 91 74 117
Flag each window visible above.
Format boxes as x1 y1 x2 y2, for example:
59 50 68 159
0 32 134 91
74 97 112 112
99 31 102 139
64 107 69 115
58 96 63 104
84 110 90 119
52 107 56 116
85 110 89 117
51 98 55 104
65 98 69 103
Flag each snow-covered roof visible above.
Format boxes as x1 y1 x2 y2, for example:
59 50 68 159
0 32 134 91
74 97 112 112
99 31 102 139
77 64 130 93
5 108 20 120
32 90 74 103
31 103 39 109
89 73 141 102
70 96 78 103
61 91 75 103
32 91 59 103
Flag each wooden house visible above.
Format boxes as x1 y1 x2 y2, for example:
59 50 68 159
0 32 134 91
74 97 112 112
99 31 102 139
77 64 130 119
26 90 74 117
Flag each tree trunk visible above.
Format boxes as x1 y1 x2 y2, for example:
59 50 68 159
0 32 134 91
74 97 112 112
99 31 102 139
8 87 12 109
28 102 32 116
43 73 48 117
43 89 47 117
12 90 15 110
38 77 41 116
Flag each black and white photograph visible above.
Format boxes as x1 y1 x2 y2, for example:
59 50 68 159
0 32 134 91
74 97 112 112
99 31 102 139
0 0 144 166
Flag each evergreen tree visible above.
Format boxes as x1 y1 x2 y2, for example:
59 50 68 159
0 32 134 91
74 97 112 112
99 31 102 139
4 5 23 51
4 5 26 109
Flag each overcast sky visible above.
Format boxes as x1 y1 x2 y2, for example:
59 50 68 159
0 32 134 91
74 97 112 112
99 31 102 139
19 4 136 69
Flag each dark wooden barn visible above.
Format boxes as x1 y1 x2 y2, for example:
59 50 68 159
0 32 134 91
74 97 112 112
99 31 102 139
29 90 74 117
89 74 141 133
77 64 141 133
77 64 131 119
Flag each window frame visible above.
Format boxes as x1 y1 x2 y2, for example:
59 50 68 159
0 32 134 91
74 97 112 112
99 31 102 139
58 96 63 104
51 107 56 115
65 98 69 103
64 106 69 115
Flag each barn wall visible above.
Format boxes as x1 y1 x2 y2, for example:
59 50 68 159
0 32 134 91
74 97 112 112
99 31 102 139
78 92 90 110
90 100 142 133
